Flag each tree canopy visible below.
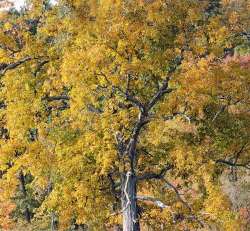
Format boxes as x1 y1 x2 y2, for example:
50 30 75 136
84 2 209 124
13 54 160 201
0 0 249 230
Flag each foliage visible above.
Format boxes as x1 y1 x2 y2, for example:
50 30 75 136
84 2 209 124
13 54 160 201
0 0 249 230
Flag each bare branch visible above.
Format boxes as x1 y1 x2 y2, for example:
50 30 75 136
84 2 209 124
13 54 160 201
215 159 250 170
163 112 192 123
137 195 169 209
146 78 173 112
97 72 145 112
212 105 227 122
123 90 145 112
163 180 192 212
137 194 205 227
42 95 70 101
216 143 250 170
33 60 49 77
233 143 248 164
163 180 205 227
107 172 120 200
87 104 103 114
0 43 20 54
0 56 32 75
137 164 173 181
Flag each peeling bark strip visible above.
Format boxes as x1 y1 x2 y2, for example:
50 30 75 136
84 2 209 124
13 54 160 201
121 172 140 231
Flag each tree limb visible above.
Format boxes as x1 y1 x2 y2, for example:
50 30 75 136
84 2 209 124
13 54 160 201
33 60 49 77
163 180 205 227
0 43 20 54
137 164 173 181
212 105 227 122
216 143 249 170
42 95 70 101
215 159 250 170
163 180 192 212
137 194 204 227
137 195 169 209
163 112 192 123
146 78 173 112
97 71 145 112
0 56 32 75
107 172 120 200
87 104 103 114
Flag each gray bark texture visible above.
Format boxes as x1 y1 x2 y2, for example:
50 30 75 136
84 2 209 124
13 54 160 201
121 173 140 231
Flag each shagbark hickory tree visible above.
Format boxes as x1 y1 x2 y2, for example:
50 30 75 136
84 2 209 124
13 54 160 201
0 0 249 230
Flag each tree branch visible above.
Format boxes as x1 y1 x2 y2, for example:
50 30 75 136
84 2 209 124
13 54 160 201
116 85 145 113
137 164 173 181
97 72 145 112
215 159 250 170
0 43 20 54
216 144 249 170
0 56 32 75
163 180 192 212
146 78 173 112
212 105 227 122
233 143 248 164
163 180 205 227
137 195 169 209
33 60 49 77
87 104 103 114
107 172 120 200
137 194 204 227
163 112 192 123
42 95 70 101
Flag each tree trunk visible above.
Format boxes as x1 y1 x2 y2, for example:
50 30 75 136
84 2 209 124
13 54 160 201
24 207 31 223
18 171 31 223
51 212 58 231
121 172 140 231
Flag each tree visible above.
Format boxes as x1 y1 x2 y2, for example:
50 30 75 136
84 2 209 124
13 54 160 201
0 0 249 230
